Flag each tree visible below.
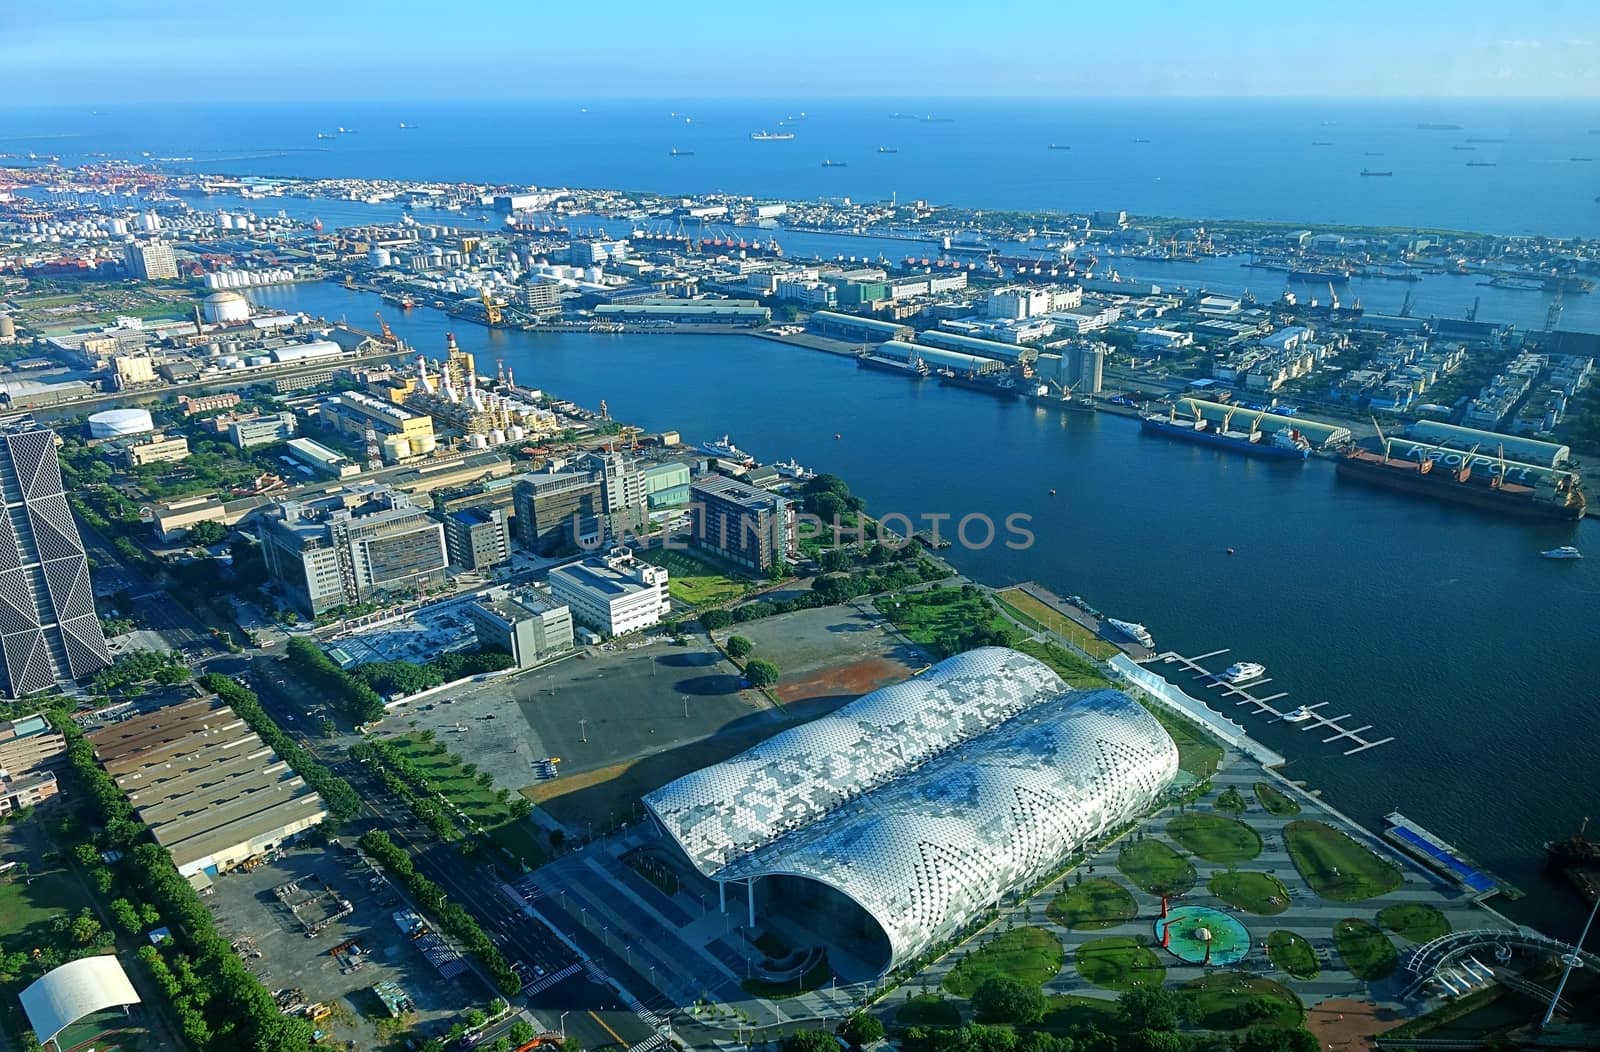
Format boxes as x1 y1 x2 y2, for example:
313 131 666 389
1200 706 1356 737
465 1007 488 1029
1241 1028 1319 1052
725 635 753 659
1118 984 1179 1032
1130 1030 1186 1052
971 977 1045 1025
744 658 780 687
510 798 533 819
842 1012 886 1047
109 898 143 936
187 519 229 546
819 548 854 573
509 1022 537 1045
782 1032 838 1052
699 608 733 630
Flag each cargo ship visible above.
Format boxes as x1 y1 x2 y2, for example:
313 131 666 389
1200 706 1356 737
1360 168 1394 177
750 131 794 141
938 368 1019 399
1141 407 1313 460
1547 819 1600 903
857 350 929 379
1289 267 1352 284
1335 428 1587 521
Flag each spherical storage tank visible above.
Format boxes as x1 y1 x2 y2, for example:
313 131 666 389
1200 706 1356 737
203 291 250 325
88 408 154 439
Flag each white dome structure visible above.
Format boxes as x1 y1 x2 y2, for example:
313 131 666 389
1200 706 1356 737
644 648 1179 973
202 290 250 325
88 408 154 439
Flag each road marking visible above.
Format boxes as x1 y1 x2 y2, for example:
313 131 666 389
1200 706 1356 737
589 1010 629 1048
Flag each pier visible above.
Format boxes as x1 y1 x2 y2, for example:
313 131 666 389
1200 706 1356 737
1149 650 1394 756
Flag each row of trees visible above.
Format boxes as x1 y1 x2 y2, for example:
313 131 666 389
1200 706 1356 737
696 552 945 633
356 830 521 994
283 636 386 723
724 635 780 687
91 649 191 696
348 739 460 842
200 673 361 821
349 647 516 699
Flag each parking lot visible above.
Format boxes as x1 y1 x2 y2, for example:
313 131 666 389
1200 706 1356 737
711 602 923 704
206 841 485 1048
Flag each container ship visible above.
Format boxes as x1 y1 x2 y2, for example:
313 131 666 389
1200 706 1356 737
1141 407 1312 460
857 349 929 379
1335 428 1587 522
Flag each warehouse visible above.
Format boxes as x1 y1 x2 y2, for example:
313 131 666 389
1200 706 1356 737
644 648 1178 974
1406 420 1570 469
877 340 1005 375
805 310 913 344
919 329 1038 363
86 696 329 883
1175 398 1352 450
593 303 771 326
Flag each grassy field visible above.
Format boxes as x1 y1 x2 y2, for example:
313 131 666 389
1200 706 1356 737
897 995 962 1028
1284 820 1403 902
1267 930 1320 980
1335 918 1399 980
1379 902 1452 943
1040 995 1124 1034
994 588 1121 659
1137 703 1224 779
1046 878 1139 930
1117 839 1197 896
1167 813 1263 863
1209 871 1292 915
1015 639 1112 689
388 733 546 866
636 547 755 607
0 868 93 956
1073 936 1167 992
944 926 1064 998
1179 974 1304 1030
876 588 1016 658
1254 782 1302 817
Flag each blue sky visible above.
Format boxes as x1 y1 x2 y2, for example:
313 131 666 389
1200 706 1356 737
4 0 1599 103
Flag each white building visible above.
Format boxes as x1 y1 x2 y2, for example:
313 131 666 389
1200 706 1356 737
987 286 1052 320
547 548 670 637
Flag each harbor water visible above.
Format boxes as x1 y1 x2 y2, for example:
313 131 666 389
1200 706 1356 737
252 280 1599 936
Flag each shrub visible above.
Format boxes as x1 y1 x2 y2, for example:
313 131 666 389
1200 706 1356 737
725 635 753 658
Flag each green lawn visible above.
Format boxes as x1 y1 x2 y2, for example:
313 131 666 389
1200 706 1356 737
1167 813 1263 863
1046 878 1139 930
1040 995 1124 1034
1117 839 1197 896
876 588 1018 659
1254 782 1301 817
1267 930 1321 980
1014 639 1112 689
388 734 545 867
1334 918 1399 980
994 588 1122 660
1138 702 1224 779
1073 936 1167 992
1209 871 1292 915
897 994 962 1028
1179 974 1304 1030
636 547 754 607
0 869 92 956
1284 820 1403 901
1379 902 1452 943
944 927 1064 998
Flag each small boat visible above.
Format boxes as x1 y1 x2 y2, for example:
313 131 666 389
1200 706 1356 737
821 159 848 168
1221 661 1266 684
1360 169 1394 177
670 147 694 157
1105 619 1154 648
1281 707 1314 724
1048 144 1071 150
877 146 898 153
1541 546 1583 560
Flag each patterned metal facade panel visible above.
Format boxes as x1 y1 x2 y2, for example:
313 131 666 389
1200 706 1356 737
643 648 1069 874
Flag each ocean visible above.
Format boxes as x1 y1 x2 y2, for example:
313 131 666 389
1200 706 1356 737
4 97 1600 236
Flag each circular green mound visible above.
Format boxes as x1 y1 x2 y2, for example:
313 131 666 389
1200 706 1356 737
1118 839 1197 896
1156 905 1251 966
1267 930 1320 979
1167 812 1263 863
897 995 961 1028
1075 936 1167 991
1284 820 1403 901
1209 871 1291 915
1334 917 1398 980
1179 973 1304 1030
943 926 1063 998
1047 878 1139 930
1379 902 1451 943
1254 782 1301 817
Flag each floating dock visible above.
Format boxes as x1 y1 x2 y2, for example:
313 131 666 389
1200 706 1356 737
1149 650 1394 756
1384 811 1513 898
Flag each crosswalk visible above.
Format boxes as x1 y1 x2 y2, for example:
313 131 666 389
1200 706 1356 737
520 961 581 996
583 959 609 984
626 1034 668 1052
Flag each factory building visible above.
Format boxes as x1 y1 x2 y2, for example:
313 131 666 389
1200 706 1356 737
806 310 913 345
1060 342 1106 395
876 340 1003 375
592 302 771 326
519 279 563 319
86 695 330 883
643 461 692 508
123 242 178 280
323 390 436 462
548 548 670 638
0 712 65 781
920 329 1038 364
442 506 510 570
689 473 796 573
466 589 574 669
512 472 604 556
1405 420 1570 469
179 392 241 415
987 286 1052 320
229 412 298 449
260 486 448 617
111 354 156 389
285 437 361 480
116 432 191 468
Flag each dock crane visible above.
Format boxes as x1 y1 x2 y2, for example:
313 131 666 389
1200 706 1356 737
372 312 396 344
1547 283 1565 331
480 288 502 326
1399 287 1414 318
1451 443 1482 483
1327 282 1340 312
1491 443 1507 490
1371 415 1393 463
1466 296 1480 322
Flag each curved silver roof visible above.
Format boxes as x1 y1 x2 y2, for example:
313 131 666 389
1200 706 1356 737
644 649 1179 972
20 956 141 1047
644 647 1068 874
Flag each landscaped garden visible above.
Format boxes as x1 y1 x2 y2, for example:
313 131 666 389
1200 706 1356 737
1178 973 1304 1029
1284 819 1403 901
636 547 754 607
385 732 544 865
1379 902 1451 943
1208 871 1292 915
1117 839 1197 896
1046 878 1139 930
1140 705 1225 779
876 587 1017 660
1254 781 1302 817
897 994 962 1027
1074 936 1167 991
1267 930 1321 980
1167 812 1263 863
1334 918 1399 980
944 926 1064 998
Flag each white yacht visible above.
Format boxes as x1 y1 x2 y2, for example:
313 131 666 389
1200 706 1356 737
1221 661 1266 684
1281 707 1313 724
1541 546 1583 560
1105 619 1154 648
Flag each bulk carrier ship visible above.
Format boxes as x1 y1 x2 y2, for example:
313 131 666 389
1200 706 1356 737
1141 405 1312 460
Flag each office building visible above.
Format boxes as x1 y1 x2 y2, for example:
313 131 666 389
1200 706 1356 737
228 412 298 449
519 279 563 319
575 449 647 535
0 712 65 777
548 549 670 637
179 393 242 415
0 769 57 816
466 589 573 668
123 242 179 280
260 486 448 617
442 507 510 570
119 432 191 468
0 416 112 696
690 473 796 572
643 461 692 508
512 472 603 556
86 696 330 882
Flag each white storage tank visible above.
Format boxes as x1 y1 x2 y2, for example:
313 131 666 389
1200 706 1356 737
488 428 506 445
88 408 154 438
203 291 250 324
368 248 392 268
466 433 488 450
507 424 525 442
413 434 438 454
